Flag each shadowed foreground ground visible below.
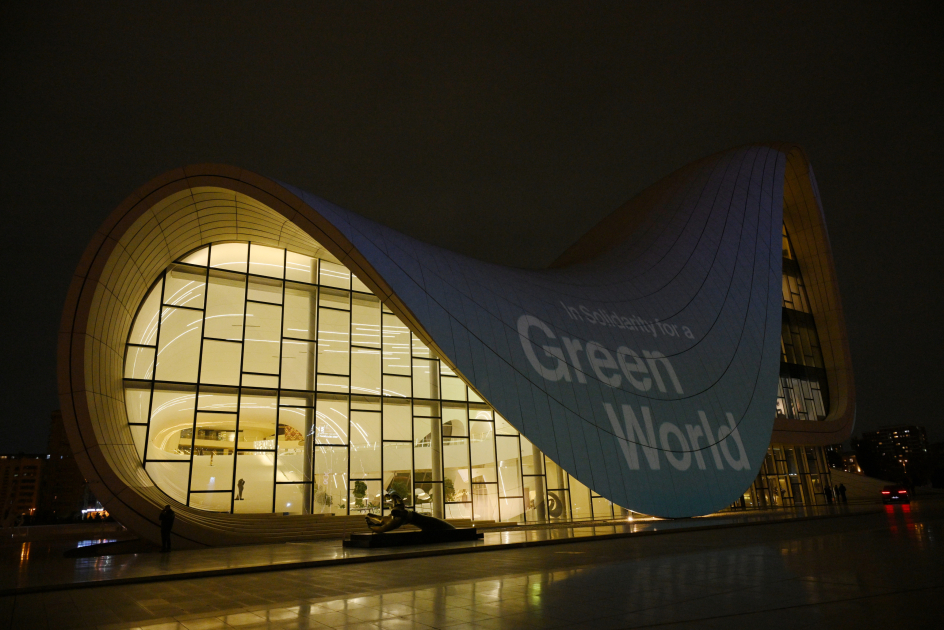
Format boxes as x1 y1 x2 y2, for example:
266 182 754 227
1 498 941 629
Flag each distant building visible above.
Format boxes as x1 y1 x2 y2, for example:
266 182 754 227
823 444 844 469
841 452 863 474
38 410 90 522
852 426 929 483
823 444 862 474
0 454 45 523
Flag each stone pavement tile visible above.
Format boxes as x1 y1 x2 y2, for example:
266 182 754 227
556 616 635 630
496 611 575 628
374 593 416 605
372 618 436 630
375 603 419 617
318 621 380 630
302 603 348 616
66 611 119 629
783 580 888 606
254 621 322 630
395 599 438 613
177 617 229 630
419 620 492 630
256 606 303 621
182 604 234 616
424 607 494 625
220 611 267 626
109 607 157 624
345 596 384 608
526 603 601 623
817 592 939 628
904 590 944 624
437 596 475 609
306 610 362 628
143 607 188 619
218 594 272 606
343 607 397 623
398 610 468 628
318 600 368 612
463 600 531 617
474 616 543 630
8 500 941 630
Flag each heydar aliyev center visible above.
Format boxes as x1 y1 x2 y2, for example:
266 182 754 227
58 143 854 547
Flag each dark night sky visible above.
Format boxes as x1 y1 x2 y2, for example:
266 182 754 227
1 2 942 451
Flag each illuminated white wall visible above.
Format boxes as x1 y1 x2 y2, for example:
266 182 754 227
280 144 785 517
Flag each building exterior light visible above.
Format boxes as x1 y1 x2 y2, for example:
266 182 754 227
57 147 855 546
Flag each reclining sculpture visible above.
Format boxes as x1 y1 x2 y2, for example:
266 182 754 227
365 491 456 533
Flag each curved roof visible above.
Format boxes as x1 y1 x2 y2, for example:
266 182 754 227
58 144 853 545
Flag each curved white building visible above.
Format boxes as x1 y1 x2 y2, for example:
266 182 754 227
58 144 854 546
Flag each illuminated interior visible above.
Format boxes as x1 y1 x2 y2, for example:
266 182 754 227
123 241 620 521
124 228 838 518
778 225 830 421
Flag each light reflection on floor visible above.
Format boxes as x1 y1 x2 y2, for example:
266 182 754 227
76 539 118 548
1 498 941 629
2 503 872 595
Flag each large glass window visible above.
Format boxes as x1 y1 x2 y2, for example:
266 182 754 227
779 224 829 420
123 241 621 521
738 444 833 510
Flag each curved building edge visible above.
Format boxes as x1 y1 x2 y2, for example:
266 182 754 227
551 143 853 446
57 146 854 546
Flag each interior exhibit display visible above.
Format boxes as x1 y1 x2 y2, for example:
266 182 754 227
58 143 854 547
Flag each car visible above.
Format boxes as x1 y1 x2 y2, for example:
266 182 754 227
881 485 910 504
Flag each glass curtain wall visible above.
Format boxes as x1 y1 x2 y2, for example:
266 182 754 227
123 242 622 522
729 224 838 511
736 444 833 509
778 225 830 421
724 223 838 512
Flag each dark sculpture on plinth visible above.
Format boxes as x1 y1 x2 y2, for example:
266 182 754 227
365 491 455 533
345 490 480 548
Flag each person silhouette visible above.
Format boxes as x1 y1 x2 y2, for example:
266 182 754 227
159 505 175 552
237 478 245 500
838 483 847 503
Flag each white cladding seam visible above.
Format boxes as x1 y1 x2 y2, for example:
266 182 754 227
277 144 786 517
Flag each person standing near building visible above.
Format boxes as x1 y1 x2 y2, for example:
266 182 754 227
237 478 245 501
824 485 833 504
838 483 847 503
159 504 175 552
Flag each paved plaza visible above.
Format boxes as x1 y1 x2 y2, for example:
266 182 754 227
1 498 941 629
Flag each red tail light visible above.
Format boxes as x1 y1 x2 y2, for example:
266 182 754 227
899 490 907 494
882 491 890 494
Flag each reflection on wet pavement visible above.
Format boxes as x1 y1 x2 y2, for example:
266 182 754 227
1 502 880 593
1 498 941 629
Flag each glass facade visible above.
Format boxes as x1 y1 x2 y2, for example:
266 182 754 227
778 225 829 422
726 224 836 510
123 228 836 519
123 242 623 521
737 444 833 508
